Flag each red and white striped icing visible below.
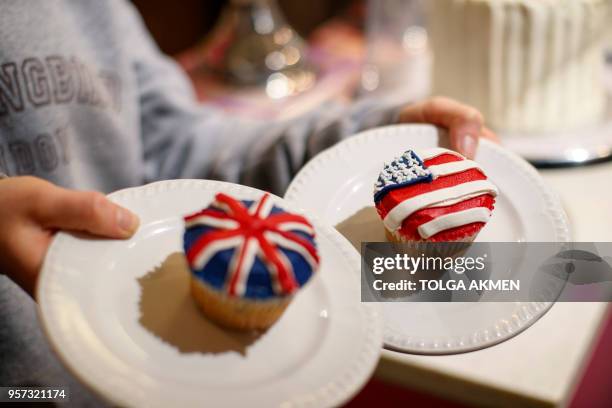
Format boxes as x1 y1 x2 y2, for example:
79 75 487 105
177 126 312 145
375 148 498 241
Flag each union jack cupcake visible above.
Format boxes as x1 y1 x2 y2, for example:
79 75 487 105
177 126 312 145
374 148 498 245
183 193 319 331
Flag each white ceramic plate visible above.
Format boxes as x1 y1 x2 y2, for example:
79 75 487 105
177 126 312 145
37 180 383 407
285 124 570 354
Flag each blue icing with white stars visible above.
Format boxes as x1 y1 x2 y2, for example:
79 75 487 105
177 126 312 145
373 150 433 203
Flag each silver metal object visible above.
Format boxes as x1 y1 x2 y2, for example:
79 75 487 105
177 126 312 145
213 0 316 98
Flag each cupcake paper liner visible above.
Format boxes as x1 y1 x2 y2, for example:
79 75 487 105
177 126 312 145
191 278 291 331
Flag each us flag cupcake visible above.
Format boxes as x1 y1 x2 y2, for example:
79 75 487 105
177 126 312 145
374 148 498 245
183 193 319 331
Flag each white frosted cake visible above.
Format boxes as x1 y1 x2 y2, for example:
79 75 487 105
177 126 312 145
427 0 610 133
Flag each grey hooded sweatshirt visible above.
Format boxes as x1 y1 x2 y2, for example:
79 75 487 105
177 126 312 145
0 0 401 405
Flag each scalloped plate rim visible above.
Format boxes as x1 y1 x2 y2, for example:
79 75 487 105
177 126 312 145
284 124 570 354
36 179 383 407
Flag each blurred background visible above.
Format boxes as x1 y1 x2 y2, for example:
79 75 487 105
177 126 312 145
132 0 431 120
133 0 354 55
130 1 612 406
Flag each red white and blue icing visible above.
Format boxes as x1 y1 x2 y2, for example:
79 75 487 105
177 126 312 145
374 150 433 203
183 193 319 299
374 148 498 241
